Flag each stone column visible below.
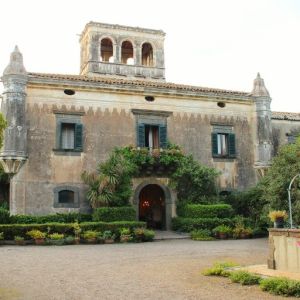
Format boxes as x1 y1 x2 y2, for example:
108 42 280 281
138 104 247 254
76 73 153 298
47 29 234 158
252 73 273 177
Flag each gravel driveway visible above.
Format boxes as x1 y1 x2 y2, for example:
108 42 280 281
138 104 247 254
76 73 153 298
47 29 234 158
0 238 292 300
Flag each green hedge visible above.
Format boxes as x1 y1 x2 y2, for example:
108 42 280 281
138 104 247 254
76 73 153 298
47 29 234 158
0 208 10 224
172 217 233 232
178 204 234 218
8 213 92 224
92 207 136 222
0 221 146 240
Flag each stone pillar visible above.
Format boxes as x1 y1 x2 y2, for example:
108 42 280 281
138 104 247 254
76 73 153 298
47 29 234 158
0 46 28 214
0 46 28 174
252 73 273 177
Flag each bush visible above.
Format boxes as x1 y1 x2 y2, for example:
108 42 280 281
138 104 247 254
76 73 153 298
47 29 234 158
229 271 261 285
172 217 233 232
0 221 145 240
48 233 64 240
10 212 92 224
92 207 136 222
190 229 214 241
178 204 233 218
27 230 46 239
260 277 300 297
82 230 99 240
202 262 237 277
0 208 10 224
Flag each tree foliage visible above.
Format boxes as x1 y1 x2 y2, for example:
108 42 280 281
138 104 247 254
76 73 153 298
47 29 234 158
260 137 300 223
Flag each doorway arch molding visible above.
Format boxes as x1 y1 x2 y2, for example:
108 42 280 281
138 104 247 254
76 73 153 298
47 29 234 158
132 177 176 230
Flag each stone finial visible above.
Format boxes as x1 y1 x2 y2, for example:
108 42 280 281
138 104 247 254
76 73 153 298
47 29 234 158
251 72 270 97
3 46 27 76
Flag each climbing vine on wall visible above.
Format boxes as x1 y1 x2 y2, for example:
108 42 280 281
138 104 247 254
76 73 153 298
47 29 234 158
82 143 219 208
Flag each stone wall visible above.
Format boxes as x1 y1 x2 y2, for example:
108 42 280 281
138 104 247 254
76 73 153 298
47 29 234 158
10 83 256 215
272 119 300 155
268 228 300 272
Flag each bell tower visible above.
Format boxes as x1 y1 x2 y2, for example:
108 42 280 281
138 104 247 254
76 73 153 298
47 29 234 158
79 22 166 81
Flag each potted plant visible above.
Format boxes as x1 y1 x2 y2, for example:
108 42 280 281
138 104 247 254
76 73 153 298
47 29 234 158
268 210 288 228
27 230 46 245
143 229 155 242
103 230 115 244
14 236 25 245
212 225 232 239
82 230 98 244
73 222 81 244
134 227 146 242
120 228 132 243
48 233 65 246
64 235 75 245
0 232 4 245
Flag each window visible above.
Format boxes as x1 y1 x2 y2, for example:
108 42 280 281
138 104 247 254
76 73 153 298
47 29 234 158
53 186 79 208
121 41 134 64
137 124 167 149
100 38 113 62
212 132 236 158
58 190 74 204
142 43 154 66
59 123 83 151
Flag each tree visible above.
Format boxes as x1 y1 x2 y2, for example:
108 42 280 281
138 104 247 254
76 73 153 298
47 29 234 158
260 137 300 223
0 113 6 150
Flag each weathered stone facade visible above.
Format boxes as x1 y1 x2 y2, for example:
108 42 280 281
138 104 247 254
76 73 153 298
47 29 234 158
1 22 300 228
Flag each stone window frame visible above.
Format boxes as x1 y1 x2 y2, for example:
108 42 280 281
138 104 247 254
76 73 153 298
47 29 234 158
53 186 80 208
132 109 172 149
53 111 84 155
211 124 236 159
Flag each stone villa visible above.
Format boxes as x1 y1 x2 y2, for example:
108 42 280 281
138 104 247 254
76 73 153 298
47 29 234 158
1 21 300 229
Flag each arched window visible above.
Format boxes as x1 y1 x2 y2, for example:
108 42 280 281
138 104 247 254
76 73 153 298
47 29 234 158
100 38 113 62
121 41 134 64
142 43 154 66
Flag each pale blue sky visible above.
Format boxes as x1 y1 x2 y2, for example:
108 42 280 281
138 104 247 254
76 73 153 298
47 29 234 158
1 0 299 112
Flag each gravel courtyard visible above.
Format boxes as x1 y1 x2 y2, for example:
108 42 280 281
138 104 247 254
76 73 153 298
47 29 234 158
0 238 292 300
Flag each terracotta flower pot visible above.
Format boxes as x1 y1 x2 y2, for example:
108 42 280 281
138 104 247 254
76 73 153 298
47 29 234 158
120 235 131 243
35 238 45 245
104 239 114 244
218 233 228 239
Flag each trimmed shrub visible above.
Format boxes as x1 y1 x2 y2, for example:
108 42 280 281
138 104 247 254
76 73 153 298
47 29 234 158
10 213 92 224
229 271 261 285
0 208 10 224
260 277 300 297
0 221 146 240
172 217 233 232
178 204 233 218
92 207 136 222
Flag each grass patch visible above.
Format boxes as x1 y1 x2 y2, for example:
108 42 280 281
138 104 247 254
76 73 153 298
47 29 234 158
260 277 300 297
202 261 237 277
229 270 261 285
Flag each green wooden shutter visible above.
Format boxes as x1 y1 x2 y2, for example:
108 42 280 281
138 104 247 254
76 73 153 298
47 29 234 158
137 124 145 147
211 133 218 157
228 133 236 158
58 122 63 149
159 125 167 149
74 123 83 151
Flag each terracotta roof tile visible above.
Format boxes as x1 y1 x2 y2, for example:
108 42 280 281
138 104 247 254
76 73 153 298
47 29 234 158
272 111 300 121
27 72 249 96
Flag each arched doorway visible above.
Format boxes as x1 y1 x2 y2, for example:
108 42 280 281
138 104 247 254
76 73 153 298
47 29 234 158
139 184 165 229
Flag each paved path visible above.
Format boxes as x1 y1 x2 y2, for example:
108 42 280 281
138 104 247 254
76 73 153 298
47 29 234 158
0 239 292 300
